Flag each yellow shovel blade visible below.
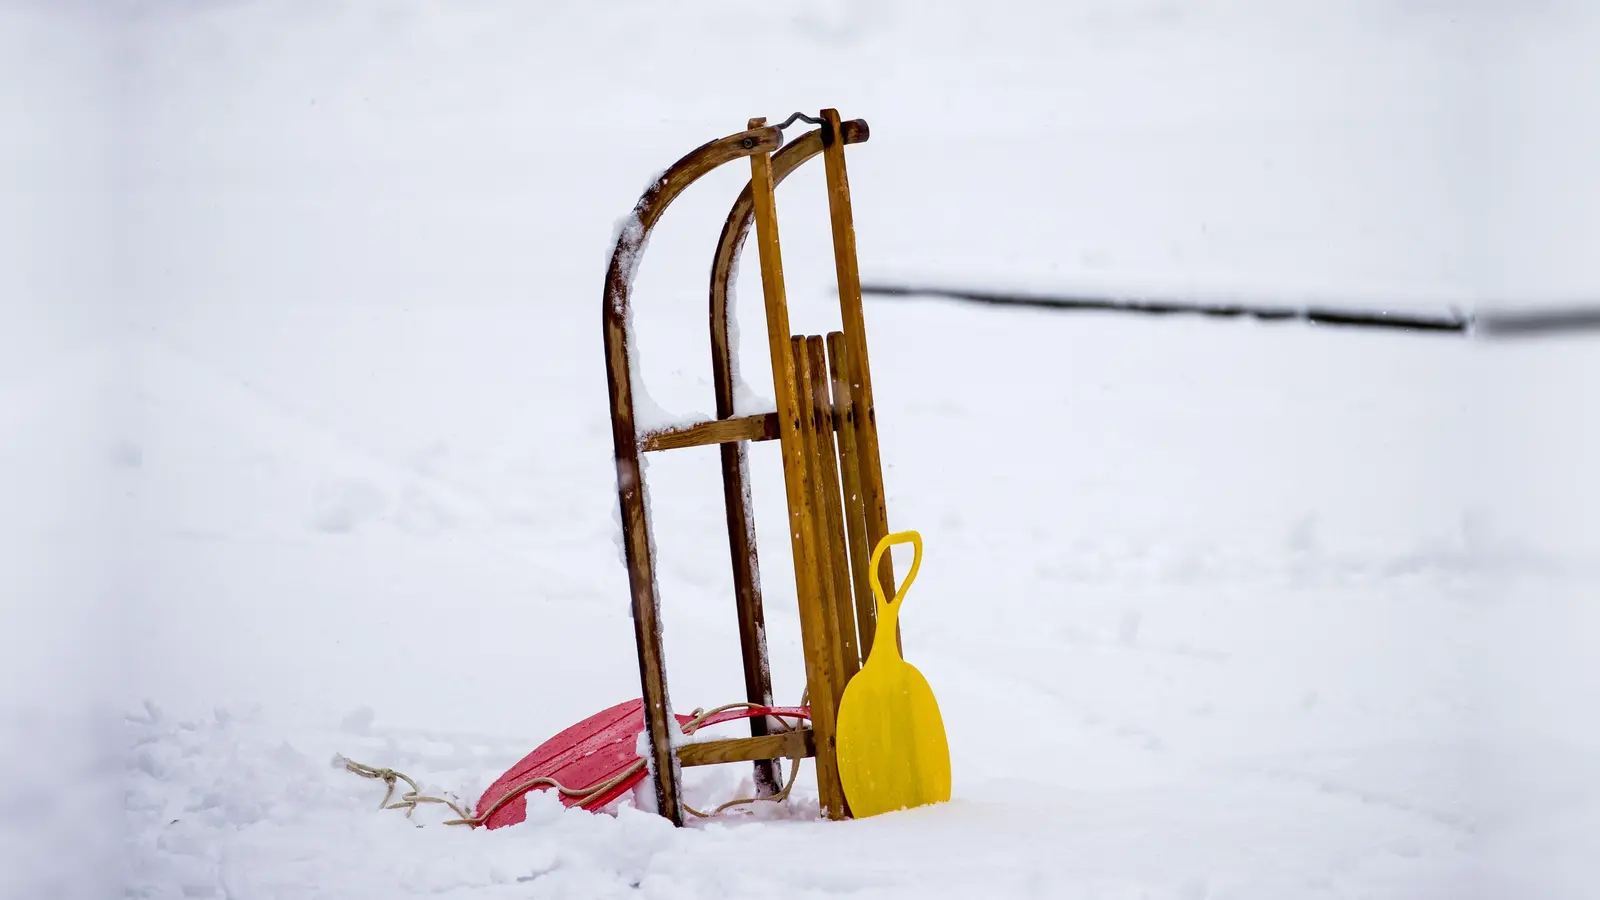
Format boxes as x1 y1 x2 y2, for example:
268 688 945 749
834 530 951 817
836 656 951 817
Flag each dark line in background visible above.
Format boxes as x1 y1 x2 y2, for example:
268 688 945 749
860 283 1600 339
1476 306 1600 338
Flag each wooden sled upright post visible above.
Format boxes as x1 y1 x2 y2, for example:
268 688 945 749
603 111 889 825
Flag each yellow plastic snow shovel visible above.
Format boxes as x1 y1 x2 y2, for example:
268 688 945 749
835 530 951 818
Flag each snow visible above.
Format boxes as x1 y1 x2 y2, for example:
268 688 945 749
615 212 715 434
3 1 1599 898
722 259 780 417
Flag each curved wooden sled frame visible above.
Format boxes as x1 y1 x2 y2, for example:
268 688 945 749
603 110 895 825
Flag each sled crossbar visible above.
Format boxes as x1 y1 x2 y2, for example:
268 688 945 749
639 404 878 452
676 729 816 768
640 413 780 452
602 110 892 826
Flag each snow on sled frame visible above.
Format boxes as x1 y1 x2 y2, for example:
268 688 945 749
603 110 900 826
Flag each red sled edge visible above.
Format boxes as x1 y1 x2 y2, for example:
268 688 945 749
476 702 811 829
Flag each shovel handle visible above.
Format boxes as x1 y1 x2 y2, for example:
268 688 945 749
868 530 922 623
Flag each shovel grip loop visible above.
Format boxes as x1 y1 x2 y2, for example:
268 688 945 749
868 530 922 621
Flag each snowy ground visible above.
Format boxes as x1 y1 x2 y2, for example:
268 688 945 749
4 1 1599 898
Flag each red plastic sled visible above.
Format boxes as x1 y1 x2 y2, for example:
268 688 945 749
476 699 810 829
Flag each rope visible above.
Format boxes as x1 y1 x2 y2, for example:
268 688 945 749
339 694 812 828
338 756 481 823
678 696 809 820
683 755 804 819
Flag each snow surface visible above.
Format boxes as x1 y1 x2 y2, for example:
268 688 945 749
3 1 1599 898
